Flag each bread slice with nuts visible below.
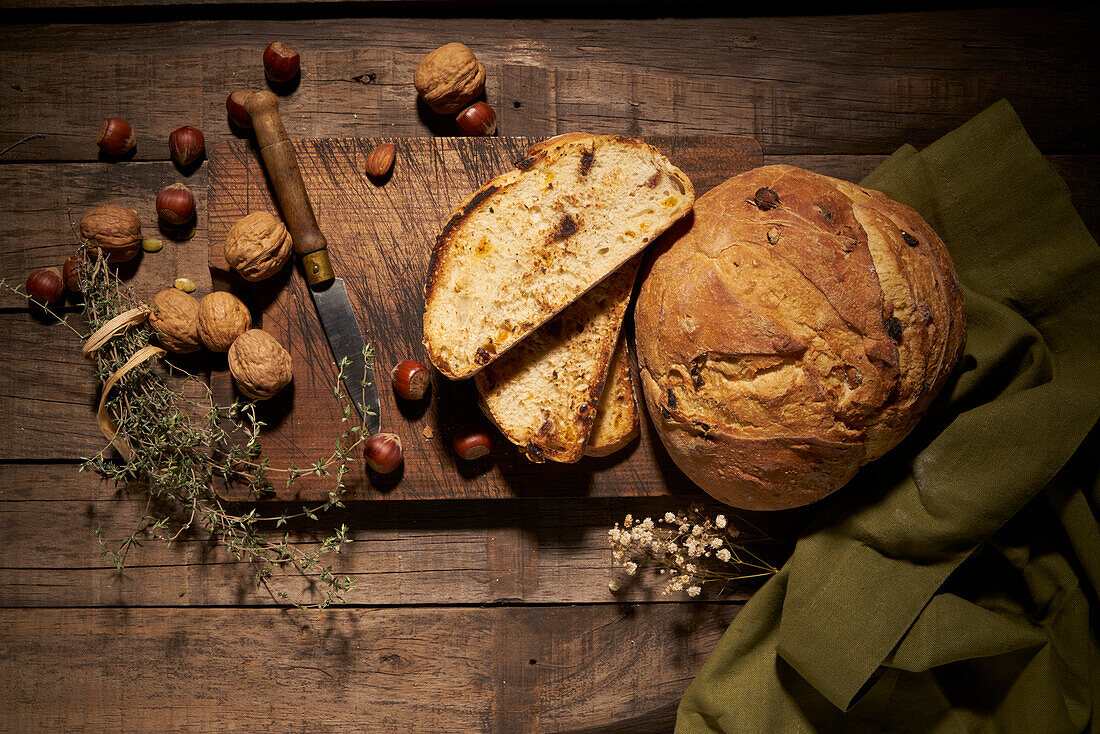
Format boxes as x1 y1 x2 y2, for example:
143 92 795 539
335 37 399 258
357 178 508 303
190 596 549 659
584 335 640 457
474 259 639 463
423 133 694 379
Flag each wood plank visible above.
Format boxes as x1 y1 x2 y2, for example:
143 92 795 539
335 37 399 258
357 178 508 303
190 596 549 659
0 465 798 606
0 160 212 309
0 604 737 732
0 12 1095 161
206 135 761 500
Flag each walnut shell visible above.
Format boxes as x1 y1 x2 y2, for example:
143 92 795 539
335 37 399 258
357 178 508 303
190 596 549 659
228 329 293 400
79 204 142 263
224 211 293 282
197 291 252 352
414 43 486 114
149 288 201 353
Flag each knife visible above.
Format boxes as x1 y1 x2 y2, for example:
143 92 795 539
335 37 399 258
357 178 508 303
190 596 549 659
244 91 381 434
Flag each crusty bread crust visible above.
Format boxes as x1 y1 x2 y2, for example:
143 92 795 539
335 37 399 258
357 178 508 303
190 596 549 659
584 334 640 457
423 134 694 379
634 165 965 510
475 259 639 463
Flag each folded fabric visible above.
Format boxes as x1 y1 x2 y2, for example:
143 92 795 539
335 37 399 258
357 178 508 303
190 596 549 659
676 100 1100 733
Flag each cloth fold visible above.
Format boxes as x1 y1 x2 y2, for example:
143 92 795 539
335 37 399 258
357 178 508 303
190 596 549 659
676 100 1100 732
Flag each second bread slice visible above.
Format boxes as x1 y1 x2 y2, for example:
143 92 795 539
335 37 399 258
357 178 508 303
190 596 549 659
475 260 640 463
424 134 694 379
584 335 640 457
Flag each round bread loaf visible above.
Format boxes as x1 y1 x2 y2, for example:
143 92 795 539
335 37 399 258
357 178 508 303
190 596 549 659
634 165 965 510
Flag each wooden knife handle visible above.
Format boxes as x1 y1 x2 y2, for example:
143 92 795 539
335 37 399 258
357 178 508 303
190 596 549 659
244 91 333 286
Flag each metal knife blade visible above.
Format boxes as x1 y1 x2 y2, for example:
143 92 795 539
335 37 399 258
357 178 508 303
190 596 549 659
310 277 382 435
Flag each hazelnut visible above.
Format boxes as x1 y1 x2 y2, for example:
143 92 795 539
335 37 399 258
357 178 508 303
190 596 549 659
414 42 486 114
79 204 142 263
456 102 497 137
224 211 293 282
363 433 403 474
263 42 301 83
453 425 492 460
62 252 86 293
197 291 252 352
228 329 293 400
391 359 430 400
149 288 202 354
25 268 64 306
97 118 136 156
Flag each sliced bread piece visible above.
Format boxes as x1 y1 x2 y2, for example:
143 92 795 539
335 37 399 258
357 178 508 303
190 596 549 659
423 134 694 379
475 259 640 463
584 335 640 457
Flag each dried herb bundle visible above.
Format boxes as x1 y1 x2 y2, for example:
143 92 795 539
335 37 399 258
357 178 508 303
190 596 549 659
9 251 370 608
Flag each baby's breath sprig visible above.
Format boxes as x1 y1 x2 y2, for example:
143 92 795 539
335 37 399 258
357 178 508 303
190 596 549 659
5 250 369 609
607 505 777 597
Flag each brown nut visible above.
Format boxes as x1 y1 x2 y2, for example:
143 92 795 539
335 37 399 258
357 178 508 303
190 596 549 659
149 288 202 354
79 204 142 263
197 291 252 352
414 42 486 114
365 143 396 181
224 211 293 282
228 329 293 400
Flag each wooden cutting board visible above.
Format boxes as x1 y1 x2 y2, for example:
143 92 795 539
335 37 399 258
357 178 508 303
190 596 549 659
207 135 762 500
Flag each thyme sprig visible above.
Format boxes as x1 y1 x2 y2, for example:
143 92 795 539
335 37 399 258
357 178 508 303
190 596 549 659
7 252 369 608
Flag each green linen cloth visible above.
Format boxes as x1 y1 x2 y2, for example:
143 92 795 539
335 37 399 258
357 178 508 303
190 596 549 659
676 100 1100 733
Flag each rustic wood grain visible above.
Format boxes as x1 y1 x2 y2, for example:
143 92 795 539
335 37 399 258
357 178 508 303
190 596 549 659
205 135 761 500
0 603 737 732
0 12 1096 161
1 155 1093 456
0 160 212 309
0 466 798 607
2 154 1093 309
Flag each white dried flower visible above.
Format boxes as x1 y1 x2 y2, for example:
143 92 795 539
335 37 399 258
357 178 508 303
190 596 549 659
679 523 690 534
608 579 621 592
664 512 676 523
715 514 727 529
666 541 677 554
641 517 654 530
717 548 732 562
692 525 704 537
710 537 723 548
624 561 638 576
687 585 702 597
624 514 633 527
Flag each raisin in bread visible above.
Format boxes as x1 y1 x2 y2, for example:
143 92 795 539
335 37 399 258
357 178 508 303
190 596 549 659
474 260 639 463
584 334 640 457
423 134 694 379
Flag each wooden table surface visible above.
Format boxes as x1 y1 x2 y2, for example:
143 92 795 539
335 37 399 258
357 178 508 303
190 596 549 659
0 6 1096 732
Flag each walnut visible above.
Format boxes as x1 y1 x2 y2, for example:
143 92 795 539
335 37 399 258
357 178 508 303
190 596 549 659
224 211 293 282
228 329 293 400
79 204 142 263
197 291 252 352
414 43 486 114
148 288 201 353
